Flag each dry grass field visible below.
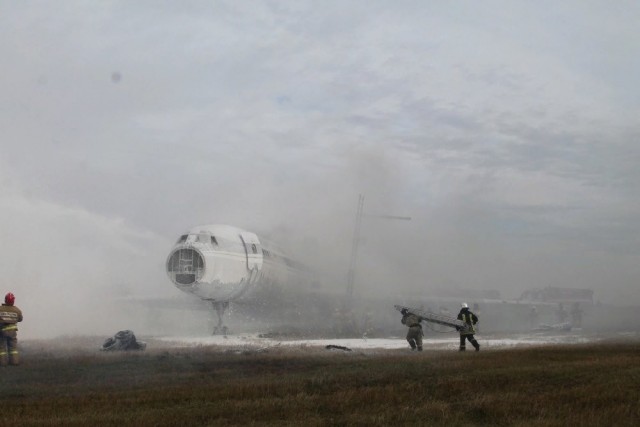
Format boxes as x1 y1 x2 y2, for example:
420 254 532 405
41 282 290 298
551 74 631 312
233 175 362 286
1 338 639 426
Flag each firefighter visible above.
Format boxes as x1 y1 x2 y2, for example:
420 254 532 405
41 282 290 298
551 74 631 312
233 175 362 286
457 303 480 351
0 292 23 366
400 308 423 351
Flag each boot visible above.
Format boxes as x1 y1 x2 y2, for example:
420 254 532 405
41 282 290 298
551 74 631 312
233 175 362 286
475 344 480 352
417 346 423 351
9 353 19 365
459 347 466 352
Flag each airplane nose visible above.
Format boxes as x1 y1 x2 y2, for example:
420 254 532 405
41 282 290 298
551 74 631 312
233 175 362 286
166 247 205 285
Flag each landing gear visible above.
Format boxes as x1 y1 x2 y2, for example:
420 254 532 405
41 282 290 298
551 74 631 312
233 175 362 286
212 301 230 335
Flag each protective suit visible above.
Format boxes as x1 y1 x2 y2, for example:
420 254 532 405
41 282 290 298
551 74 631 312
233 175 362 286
457 303 480 351
0 293 23 366
401 310 423 351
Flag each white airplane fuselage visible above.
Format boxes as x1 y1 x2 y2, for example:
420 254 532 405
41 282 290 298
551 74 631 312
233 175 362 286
166 224 309 304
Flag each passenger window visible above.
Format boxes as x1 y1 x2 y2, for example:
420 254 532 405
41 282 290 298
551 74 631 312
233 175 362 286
211 236 218 246
251 244 257 254
177 235 188 243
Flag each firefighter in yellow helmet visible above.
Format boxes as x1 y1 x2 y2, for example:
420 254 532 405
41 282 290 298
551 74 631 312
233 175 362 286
0 293 23 366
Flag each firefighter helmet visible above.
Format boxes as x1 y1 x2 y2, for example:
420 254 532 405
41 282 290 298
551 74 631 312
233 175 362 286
5 293 15 305
461 302 468 309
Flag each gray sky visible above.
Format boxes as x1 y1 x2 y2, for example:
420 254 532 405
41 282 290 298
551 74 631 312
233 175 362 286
1 1 639 336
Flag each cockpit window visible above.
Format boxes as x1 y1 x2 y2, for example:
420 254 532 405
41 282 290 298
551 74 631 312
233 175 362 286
178 233 219 246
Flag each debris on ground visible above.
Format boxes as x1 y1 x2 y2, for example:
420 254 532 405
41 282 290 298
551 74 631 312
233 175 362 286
325 344 352 352
101 330 147 351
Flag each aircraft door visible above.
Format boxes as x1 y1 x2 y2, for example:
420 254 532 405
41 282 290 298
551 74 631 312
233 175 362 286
239 232 263 277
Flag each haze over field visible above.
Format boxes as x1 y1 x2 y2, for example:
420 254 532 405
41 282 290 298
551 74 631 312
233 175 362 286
1 1 639 338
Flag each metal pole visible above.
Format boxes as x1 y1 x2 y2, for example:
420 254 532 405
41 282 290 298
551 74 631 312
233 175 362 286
346 195 411 299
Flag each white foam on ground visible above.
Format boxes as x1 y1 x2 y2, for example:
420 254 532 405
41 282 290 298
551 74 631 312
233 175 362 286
157 332 603 351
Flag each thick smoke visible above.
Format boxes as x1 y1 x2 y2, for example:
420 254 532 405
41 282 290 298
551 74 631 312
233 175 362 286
0 180 172 339
3 131 639 340
2 2 639 341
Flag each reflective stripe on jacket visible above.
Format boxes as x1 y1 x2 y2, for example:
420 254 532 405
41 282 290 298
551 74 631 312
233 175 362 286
457 309 478 335
0 304 22 324
0 304 23 335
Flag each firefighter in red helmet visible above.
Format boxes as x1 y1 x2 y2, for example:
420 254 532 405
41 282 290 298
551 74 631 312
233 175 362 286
0 293 23 366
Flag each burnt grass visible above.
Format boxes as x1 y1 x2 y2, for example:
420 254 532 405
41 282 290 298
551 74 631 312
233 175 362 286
1 339 639 426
